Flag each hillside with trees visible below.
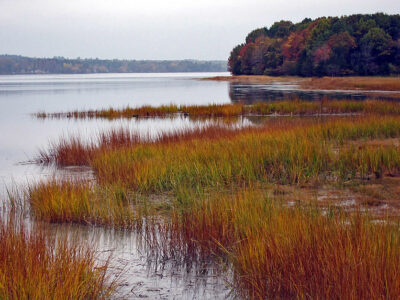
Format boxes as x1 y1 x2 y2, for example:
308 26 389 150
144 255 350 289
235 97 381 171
0 55 227 74
228 13 400 76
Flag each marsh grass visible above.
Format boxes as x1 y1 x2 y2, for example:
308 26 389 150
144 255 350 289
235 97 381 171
27 104 400 299
305 76 400 91
36 104 179 119
28 179 145 229
34 99 400 120
0 213 116 299
156 190 400 299
90 116 400 192
37 124 250 166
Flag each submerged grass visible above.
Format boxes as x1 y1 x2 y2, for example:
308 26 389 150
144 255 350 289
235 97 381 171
0 213 116 299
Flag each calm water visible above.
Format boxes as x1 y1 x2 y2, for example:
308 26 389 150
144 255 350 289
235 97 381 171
0 73 232 194
0 72 236 300
0 72 393 299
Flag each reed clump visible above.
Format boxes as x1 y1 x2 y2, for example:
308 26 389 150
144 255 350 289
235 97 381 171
0 214 116 299
28 179 143 229
159 190 400 299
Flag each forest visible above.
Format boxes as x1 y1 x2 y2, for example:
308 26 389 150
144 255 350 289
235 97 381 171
228 13 400 76
0 55 227 74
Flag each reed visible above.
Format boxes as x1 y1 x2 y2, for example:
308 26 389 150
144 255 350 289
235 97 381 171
159 190 400 299
0 213 116 299
90 116 400 192
38 124 248 166
28 179 144 229
27 103 400 299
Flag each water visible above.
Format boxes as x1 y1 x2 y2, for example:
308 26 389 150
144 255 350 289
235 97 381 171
0 72 237 300
0 73 231 195
229 81 400 102
0 72 394 299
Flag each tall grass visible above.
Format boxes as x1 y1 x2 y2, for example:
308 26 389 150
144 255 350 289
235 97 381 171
28 179 144 229
0 213 116 299
26 109 400 299
158 190 400 299
90 116 400 192
38 124 250 166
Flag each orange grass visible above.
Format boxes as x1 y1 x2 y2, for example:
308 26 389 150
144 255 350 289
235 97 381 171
159 190 400 299
0 214 116 299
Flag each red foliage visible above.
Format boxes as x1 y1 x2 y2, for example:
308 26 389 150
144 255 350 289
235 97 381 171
282 21 319 60
313 44 332 65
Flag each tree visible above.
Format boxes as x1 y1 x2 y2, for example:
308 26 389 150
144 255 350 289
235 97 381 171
228 13 400 77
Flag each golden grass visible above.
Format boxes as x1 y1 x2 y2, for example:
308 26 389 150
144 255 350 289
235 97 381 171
89 116 400 192
28 179 144 229
0 213 116 299
38 124 248 166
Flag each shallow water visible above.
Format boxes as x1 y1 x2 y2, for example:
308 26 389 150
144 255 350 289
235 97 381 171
0 72 238 299
0 72 396 299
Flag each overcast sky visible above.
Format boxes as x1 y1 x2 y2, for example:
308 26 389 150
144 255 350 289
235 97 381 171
0 0 399 60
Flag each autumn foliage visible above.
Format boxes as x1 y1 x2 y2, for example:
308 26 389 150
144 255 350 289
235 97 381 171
229 13 400 76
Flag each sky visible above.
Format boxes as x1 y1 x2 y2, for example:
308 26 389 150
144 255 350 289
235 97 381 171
0 0 399 60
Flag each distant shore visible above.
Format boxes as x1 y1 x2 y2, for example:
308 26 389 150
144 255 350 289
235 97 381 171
203 75 400 95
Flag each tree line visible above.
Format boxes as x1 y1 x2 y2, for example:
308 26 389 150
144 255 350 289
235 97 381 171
228 13 400 76
0 55 227 74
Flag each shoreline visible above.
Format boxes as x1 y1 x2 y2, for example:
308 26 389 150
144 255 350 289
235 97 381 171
202 75 400 93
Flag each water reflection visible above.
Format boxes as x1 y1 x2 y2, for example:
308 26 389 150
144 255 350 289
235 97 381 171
41 220 233 300
229 82 400 103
